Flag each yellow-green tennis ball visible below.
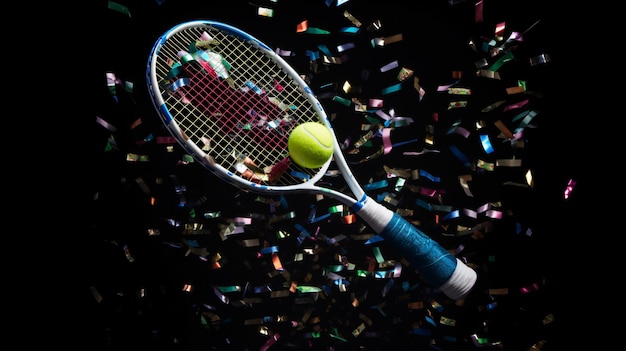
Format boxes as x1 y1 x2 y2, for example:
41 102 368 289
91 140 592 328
288 122 334 169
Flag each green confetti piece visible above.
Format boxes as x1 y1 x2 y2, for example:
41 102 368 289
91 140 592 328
488 51 514 71
182 154 194 163
475 336 489 345
104 136 118 152
217 285 241 293
356 270 371 277
328 205 343 214
305 27 331 34
332 95 351 106
329 333 348 342
296 286 322 293
372 246 384 263
124 81 134 93
394 178 406 191
108 1 131 17
203 211 221 219
326 264 345 272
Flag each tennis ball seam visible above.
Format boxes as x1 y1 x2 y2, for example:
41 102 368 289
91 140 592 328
299 128 333 149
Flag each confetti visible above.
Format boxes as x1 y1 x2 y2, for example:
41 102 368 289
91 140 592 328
91 2 566 350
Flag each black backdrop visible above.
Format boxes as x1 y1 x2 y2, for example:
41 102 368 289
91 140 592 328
81 0 582 350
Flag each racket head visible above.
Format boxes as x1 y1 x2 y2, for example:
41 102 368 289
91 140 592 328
147 20 334 193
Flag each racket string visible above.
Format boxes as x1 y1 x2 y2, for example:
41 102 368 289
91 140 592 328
156 25 327 187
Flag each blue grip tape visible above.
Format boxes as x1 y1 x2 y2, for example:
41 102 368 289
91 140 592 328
380 213 457 286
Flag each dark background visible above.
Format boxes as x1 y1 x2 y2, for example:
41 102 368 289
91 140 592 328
78 0 583 350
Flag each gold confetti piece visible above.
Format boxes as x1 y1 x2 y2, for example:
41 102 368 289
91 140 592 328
358 313 373 326
477 159 495 171
343 10 362 27
477 69 500 79
430 300 442 311
270 290 290 298
413 76 425 100
525 169 534 188
528 341 546 350
496 159 522 167
447 101 468 109
383 165 414 179
322 55 345 64
397 67 413 81
342 80 353 93
448 87 471 95
90 286 103 303
244 318 264 325
424 133 434 145
440 316 456 326
396 208 414 216
123 244 135 262
481 100 506 112
366 20 382 32
257 6 274 17
408 301 424 309
243 297 264 304
126 153 150 162
383 195 398 206
506 85 525 94
351 322 367 337
459 174 473 197
542 314 555 325
493 120 514 139
488 288 509 295
384 33 403 45
237 239 261 247
182 222 211 235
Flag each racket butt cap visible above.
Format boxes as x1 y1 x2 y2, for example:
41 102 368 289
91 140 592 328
438 258 477 300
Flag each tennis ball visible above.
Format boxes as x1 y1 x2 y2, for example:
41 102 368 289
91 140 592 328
288 122 334 169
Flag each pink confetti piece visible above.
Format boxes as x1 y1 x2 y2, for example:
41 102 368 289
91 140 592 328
382 128 392 154
564 179 576 199
95 116 117 132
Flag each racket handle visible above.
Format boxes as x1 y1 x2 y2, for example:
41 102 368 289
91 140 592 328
359 198 477 300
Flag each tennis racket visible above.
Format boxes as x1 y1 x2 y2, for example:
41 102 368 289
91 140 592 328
147 20 477 299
